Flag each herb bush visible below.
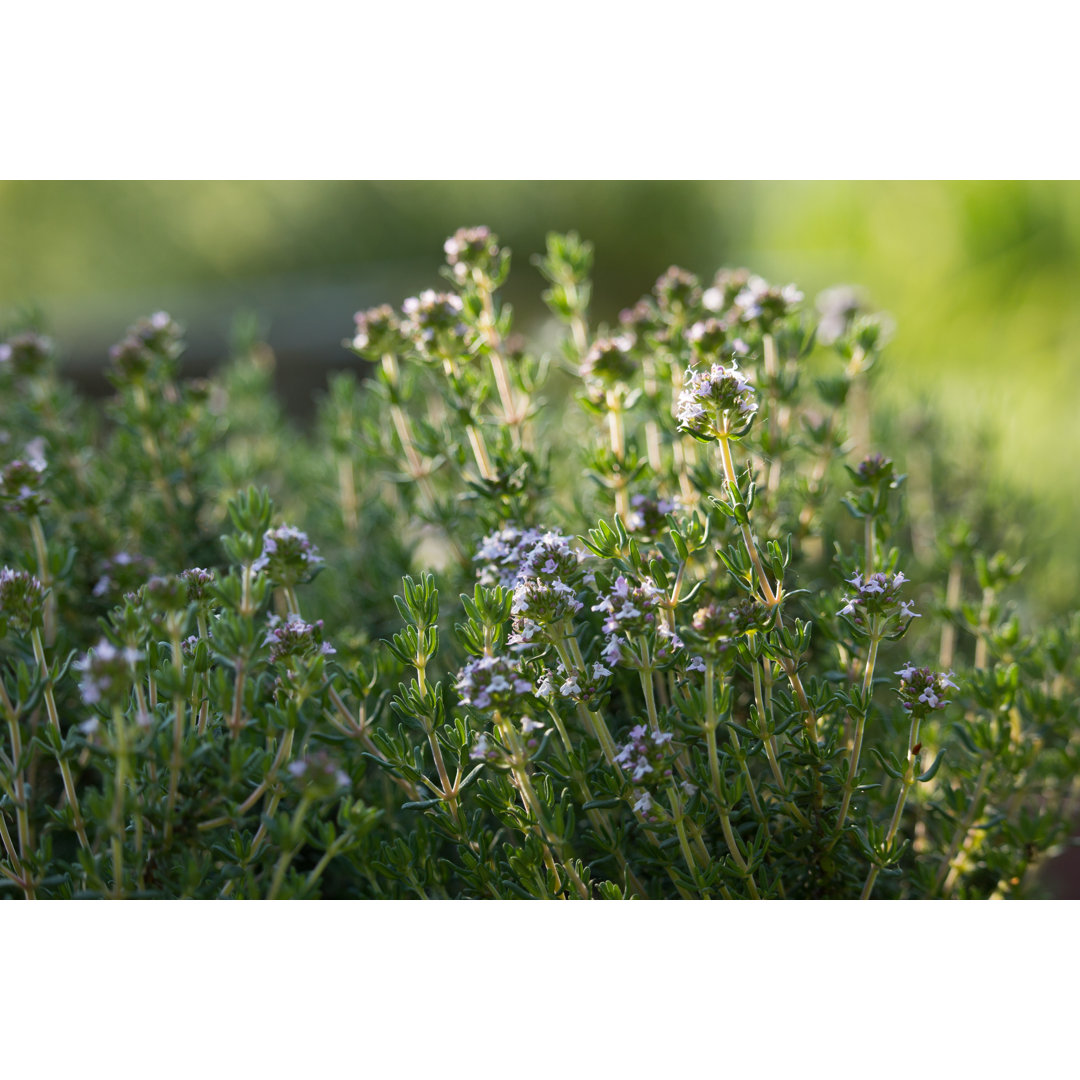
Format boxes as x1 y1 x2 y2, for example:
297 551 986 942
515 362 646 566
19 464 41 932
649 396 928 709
1 227 1076 900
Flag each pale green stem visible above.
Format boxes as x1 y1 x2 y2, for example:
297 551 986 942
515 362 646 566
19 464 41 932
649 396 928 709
267 795 312 900
861 714 923 900
718 805 761 899
554 632 620 769
283 585 301 617
478 282 524 439
606 389 630 522
763 334 782 496
0 811 33 899
638 663 661 736
30 627 89 850
2 695 32 860
668 787 700 881
706 659 762 817
163 626 186 846
111 706 129 899
937 758 992 896
28 514 55 643
496 712 589 899
337 455 359 535
832 631 881 844
228 663 247 739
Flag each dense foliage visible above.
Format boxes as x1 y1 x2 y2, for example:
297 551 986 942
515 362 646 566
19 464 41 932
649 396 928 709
1 228 1076 899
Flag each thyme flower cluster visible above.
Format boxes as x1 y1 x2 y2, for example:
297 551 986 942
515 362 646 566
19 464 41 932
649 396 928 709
838 571 918 623
675 360 758 439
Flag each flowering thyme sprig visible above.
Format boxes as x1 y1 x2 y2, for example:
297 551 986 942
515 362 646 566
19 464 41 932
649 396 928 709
675 359 758 441
895 664 957 717
252 525 324 588
838 570 919 629
0 566 45 634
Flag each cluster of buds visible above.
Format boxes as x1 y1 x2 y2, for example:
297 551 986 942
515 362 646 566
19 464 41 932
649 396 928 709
475 527 586 649
182 629 212 659
815 285 863 345
108 312 183 381
288 751 351 797
618 298 664 346
400 290 468 359
653 266 701 318
702 268 752 314
537 658 612 703
0 567 45 635
517 531 582 583
456 653 534 713
443 226 502 285
852 452 897 487
688 597 771 666
180 567 217 611
0 332 54 377
896 664 957 717
143 574 189 621
732 275 803 327
615 724 675 783
675 360 758 440
510 578 583 630
1 438 49 514
264 614 336 664
591 576 688 672
474 526 546 588
93 551 154 600
76 638 142 708
687 318 750 362
252 525 324 586
350 304 404 358
592 575 664 637
838 571 918 625
626 492 679 538
580 336 636 388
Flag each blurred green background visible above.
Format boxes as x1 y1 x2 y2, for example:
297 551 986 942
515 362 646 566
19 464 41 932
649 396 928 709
3 180 1077 610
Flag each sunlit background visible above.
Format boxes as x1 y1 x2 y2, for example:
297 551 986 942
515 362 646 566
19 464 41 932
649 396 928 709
3 181 1078 614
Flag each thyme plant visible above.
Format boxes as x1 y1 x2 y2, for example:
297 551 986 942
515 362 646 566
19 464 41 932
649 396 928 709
1 228 1076 899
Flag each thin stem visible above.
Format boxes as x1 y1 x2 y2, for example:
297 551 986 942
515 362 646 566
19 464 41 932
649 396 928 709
30 627 89 850
668 787 699 880
717 805 760 899
706 659 762 817
111 707 129 900
163 626 186 846
2 696 32 860
228 664 247 739
337 455 359 534
939 557 963 670
861 713 922 900
637 662 661 736
937 758 992 896
763 333 782 496
28 515 56 643
832 632 881 844
606 389 630 522
496 712 589 899
717 435 776 606
555 631 620 769
267 796 312 900
478 282 525 438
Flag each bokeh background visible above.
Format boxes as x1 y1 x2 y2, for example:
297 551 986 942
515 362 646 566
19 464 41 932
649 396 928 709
3 180 1078 617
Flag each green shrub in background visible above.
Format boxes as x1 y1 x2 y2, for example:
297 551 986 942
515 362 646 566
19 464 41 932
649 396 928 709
1 228 1076 899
